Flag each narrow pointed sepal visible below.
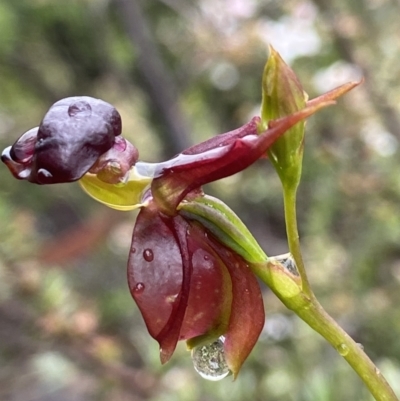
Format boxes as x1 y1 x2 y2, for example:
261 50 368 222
151 100 334 215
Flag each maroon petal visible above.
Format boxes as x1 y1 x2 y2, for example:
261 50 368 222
208 239 265 378
128 206 236 364
127 204 193 363
181 118 260 155
151 103 332 214
179 223 232 342
127 205 184 344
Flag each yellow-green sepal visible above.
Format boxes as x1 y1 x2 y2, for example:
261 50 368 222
79 167 152 211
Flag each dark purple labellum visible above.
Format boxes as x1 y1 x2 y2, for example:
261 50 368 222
2 96 123 184
29 96 122 184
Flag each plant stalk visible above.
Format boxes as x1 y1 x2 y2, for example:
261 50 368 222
253 182 399 401
282 183 312 296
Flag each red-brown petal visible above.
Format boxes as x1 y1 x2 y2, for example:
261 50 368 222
179 223 232 341
208 239 265 378
152 103 333 214
127 205 184 342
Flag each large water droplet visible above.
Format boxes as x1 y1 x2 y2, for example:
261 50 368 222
191 337 231 381
337 343 349 356
143 249 154 262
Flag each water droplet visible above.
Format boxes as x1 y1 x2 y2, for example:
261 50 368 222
38 168 52 178
357 342 364 351
143 249 154 262
165 293 178 303
374 367 381 376
133 282 145 294
131 247 136 254
337 343 349 356
204 255 210 261
271 253 299 276
68 100 92 117
37 168 53 183
191 337 231 381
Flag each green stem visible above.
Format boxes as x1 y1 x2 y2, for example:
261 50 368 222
292 294 398 401
282 183 312 296
252 263 398 401
254 182 399 401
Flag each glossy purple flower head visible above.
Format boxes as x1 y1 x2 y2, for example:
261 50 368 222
1 96 132 184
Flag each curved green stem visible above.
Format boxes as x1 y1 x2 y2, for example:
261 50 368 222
252 182 399 401
282 183 312 296
252 261 398 401
293 295 398 401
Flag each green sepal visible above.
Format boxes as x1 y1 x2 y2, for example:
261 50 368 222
79 167 152 211
260 46 307 189
178 195 267 264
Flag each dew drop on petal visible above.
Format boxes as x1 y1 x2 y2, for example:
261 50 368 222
38 168 53 178
68 100 92 117
165 293 178 304
191 337 231 381
133 282 145 294
131 247 136 254
37 168 53 183
143 249 154 262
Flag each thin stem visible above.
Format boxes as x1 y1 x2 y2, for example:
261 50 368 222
293 295 399 401
252 261 399 401
265 181 399 401
282 183 311 295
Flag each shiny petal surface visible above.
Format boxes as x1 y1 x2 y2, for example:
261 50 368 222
128 205 184 345
179 223 232 343
208 238 265 378
1 97 122 184
30 97 121 184
128 206 235 363
151 102 334 214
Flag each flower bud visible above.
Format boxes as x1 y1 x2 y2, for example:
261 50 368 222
260 46 307 188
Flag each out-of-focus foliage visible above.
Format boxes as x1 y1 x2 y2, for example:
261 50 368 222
1 0 400 400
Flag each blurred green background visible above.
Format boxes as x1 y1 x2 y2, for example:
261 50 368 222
1 0 400 400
